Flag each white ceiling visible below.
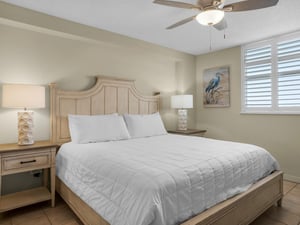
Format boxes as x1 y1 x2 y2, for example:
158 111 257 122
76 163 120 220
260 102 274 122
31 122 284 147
2 0 300 55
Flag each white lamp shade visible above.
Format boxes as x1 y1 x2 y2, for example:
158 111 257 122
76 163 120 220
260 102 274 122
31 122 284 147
2 84 45 109
196 9 224 26
171 95 193 109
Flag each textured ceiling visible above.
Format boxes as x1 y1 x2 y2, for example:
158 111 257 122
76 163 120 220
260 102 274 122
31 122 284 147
2 0 300 55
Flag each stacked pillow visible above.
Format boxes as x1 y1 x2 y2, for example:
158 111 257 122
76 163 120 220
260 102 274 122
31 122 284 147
68 112 167 144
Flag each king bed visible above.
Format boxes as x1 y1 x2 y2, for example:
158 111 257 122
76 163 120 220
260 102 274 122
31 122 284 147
50 76 283 225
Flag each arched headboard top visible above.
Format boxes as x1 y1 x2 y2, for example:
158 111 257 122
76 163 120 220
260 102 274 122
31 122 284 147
50 76 160 145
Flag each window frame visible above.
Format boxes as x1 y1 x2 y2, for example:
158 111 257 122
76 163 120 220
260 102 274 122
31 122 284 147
241 31 300 115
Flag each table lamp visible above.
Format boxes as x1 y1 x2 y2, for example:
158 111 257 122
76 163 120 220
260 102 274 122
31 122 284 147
2 84 45 145
171 95 193 131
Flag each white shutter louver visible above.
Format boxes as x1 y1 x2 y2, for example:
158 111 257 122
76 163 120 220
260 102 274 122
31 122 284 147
277 39 300 107
244 46 272 108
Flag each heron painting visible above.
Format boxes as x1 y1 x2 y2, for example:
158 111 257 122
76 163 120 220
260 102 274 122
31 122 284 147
203 66 230 107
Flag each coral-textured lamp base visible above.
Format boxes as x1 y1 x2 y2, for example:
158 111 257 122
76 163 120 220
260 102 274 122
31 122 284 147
18 111 34 145
177 109 188 131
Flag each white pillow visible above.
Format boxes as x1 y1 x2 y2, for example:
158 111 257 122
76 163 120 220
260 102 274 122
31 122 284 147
123 112 167 138
68 114 130 144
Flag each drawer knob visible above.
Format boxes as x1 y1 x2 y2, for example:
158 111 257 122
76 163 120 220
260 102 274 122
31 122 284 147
20 159 36 164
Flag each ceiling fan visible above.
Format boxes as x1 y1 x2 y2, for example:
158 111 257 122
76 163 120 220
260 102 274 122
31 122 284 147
153 0 279 30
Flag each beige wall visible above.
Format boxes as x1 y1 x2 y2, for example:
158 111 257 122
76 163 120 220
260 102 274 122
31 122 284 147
196 47 300 182
0 2 196 144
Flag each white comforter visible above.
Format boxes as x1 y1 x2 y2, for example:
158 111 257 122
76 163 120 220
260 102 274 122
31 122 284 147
56 134 279 225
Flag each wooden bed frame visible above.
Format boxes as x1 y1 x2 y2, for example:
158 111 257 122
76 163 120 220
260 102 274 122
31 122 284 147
50 76 283 225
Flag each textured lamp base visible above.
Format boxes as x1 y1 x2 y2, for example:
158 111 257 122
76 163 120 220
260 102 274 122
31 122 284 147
18 111 34 145
177 109 188 131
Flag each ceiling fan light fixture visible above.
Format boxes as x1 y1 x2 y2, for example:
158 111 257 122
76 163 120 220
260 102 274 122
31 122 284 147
196 9 224 26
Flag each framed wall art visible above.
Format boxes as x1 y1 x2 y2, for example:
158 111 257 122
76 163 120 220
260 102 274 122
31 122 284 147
203 66 230 107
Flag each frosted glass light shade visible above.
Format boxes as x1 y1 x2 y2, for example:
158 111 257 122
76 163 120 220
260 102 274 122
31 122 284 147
2 84 45 109
171 95 193 109
196 9 224 26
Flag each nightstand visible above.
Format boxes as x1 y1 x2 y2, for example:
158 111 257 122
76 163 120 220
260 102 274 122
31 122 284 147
0 141 56 212
168 129 207 137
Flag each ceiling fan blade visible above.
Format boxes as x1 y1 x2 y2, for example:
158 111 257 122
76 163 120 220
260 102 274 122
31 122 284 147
166 15 196 29
153 0 200 9
224 0 279 12
197 0 213 7
213 18 227 30
197 0 224 7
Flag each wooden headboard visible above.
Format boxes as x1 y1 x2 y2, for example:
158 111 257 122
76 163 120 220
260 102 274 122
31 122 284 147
50 76 160 145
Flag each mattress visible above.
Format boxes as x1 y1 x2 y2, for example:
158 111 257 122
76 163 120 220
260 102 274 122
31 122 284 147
56 134 279 225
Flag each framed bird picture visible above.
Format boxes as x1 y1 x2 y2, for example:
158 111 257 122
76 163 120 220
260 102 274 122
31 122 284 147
203 66 230 107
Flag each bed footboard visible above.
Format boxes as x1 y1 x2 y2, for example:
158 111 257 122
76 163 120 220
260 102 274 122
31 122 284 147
56 177 109 225
56 171 283 225
181 171 283 225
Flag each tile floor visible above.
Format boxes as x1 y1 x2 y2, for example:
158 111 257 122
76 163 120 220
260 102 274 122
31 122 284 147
0 181 299 225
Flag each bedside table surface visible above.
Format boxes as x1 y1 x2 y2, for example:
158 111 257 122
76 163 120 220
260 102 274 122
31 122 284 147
168 129 207 135
0 141 56 153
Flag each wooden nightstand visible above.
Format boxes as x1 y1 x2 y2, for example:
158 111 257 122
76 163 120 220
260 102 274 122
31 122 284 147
0 141 56 212
168 129 207 137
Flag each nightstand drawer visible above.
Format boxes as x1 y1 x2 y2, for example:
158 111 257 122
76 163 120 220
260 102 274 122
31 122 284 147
2 152 51 174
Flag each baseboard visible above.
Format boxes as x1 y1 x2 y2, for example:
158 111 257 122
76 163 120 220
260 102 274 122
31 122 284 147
283 174 300 183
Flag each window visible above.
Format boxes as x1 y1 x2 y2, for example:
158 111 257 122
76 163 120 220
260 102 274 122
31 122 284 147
241 31 300 114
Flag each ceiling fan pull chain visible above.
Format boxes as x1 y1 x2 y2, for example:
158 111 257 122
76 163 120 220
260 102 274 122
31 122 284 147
224 28 226 39
209 26 212 51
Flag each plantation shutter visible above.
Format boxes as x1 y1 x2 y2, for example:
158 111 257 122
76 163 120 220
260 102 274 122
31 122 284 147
242 32 300 114
244 45 272 108
277 38 300 107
